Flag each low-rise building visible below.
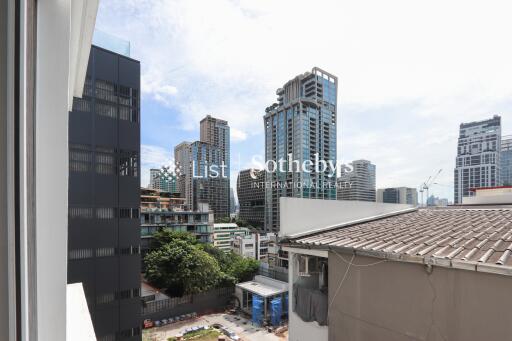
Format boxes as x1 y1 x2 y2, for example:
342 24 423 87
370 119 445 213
232 233 277 261
235 275 288 326
463 185 512 205
140 188 214 257
280 197 512 341
212 223 250 252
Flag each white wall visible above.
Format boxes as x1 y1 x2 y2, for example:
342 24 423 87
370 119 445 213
36 1 97 340
280 197 414 238
36 2 72 340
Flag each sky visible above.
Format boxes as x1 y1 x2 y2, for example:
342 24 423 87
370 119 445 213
95 0 512 203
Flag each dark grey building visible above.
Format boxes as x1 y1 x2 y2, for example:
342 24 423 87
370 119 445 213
68 45 141 341
237 169 265 228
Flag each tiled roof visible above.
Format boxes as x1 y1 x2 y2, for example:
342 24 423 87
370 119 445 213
289 208 512 276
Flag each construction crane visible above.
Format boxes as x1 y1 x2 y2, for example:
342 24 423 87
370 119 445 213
421 169 442 206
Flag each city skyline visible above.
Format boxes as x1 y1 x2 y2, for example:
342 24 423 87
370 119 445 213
95 0 512 203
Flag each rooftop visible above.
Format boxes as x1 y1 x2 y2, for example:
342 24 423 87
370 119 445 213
286 208 512 276
236 275 288 298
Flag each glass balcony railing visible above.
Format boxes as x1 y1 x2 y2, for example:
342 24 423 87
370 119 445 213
92 30 131 58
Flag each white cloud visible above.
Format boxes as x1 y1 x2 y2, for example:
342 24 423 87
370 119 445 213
96 0 512 201
231 128 247 142
140 145 173 187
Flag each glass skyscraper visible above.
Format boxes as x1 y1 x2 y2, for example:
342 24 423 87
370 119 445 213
264 67 338 232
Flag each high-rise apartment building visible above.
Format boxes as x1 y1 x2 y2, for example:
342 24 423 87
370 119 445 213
237 169 265 228
337 159 376 202
191 140 230 218
264 67 337 232
200 115 230 173
501 135 512 186
175 141 192 206
68 45 141 341
174 116 230 219
454 116 501 204
377 187 418 205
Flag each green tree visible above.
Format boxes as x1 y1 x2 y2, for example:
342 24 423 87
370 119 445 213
151 229 197 249
199 243 260 282
229 256 260 282
145 237 230 296
145 230 260 296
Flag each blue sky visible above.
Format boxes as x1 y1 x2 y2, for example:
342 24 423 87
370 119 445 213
95 0 512 203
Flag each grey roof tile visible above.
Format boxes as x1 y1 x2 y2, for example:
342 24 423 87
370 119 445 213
289 208 512 276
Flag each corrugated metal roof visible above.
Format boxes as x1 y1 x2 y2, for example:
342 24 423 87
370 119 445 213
288 208 512 276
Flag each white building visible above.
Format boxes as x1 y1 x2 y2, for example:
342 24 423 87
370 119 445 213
212 223 250 251
454 115 501 204
462 186 512 205
232 233 277 261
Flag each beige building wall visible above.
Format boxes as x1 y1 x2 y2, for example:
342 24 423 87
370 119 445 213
328 253 512 341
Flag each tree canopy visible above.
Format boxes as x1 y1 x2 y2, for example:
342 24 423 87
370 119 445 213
144 230 260 296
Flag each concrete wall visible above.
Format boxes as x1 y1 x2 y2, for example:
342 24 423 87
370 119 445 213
328 252 512 341
280 197 412 238
287 248 328 341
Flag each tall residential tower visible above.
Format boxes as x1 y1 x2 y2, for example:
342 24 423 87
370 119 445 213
264 67 337 232
454 116 501 204
174 116 230 219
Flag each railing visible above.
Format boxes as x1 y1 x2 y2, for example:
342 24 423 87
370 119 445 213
258 264 289 283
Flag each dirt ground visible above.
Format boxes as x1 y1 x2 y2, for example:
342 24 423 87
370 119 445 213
142 313 288 341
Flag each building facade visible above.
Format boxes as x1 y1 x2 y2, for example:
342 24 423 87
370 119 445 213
68 45 141 340
264 67 338 232
212 223 250 251
337 160 376 202
140 189 213 258
232 233 276 261
174 116 230 219
501 135 512 186
237 169 265 228
454 116 501 204
377 187 418 205
200 115 230 175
